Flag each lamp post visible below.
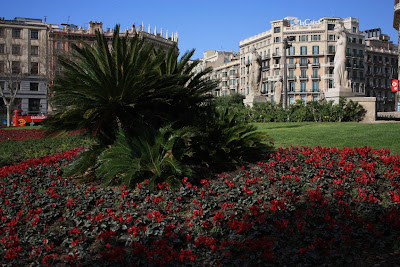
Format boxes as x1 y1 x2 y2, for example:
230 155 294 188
282 37 294 109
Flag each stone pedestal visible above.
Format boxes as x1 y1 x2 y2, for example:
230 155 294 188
324 88 376 122
324 87 355 104
348 97 377 122
243 95 267 107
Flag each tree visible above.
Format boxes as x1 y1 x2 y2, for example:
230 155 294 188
0 44 25 127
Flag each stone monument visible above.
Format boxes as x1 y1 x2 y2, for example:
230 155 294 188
324 22 376 121
324 22 354 101
243 47 267 106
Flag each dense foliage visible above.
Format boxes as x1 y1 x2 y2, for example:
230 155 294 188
1 146 400 266
43 25 271 186
0 129 91 167
215 97 366 122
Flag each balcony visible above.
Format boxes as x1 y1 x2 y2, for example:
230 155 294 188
288 64 296 69
272 52 281 57
311 75 321 80
288 76 296 81
311 63 320 68
299 75 308 81
272 64 280 69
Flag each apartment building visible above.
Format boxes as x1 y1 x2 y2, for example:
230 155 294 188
195 50 239 96
0 17 49 117
0 17 178 122
239 17 366 104
364 28 398 112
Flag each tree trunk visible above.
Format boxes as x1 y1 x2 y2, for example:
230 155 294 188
6 104 11 127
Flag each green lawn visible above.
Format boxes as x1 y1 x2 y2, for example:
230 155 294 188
254 122 400 154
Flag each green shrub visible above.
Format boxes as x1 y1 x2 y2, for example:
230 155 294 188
96 127 191 189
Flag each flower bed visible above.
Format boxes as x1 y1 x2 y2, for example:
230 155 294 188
0 128 45 141
1 146 400 266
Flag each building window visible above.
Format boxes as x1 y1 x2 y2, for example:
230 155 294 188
312 46 319 55
289 58 294 64
313 57 319 64
288 46 295 56
30 82 39 91
328 45 335 54
31 46 39 56
300 58 308 66
56 42 62 50
300 82 306 92
329 79 333 88
274 27 281 33
29 98 40 112
312 69 319 78
328 34 335 41
313 95 318 101
0 28 4 37
300 35 308 42
12 28 21 38
352 27 357 33
300 46 307 55
289 96 295 105
0 44 4 54
11 82 20 91
229 69 235 75
312 81 319 92
31 30 39 39
311 35 321 41
0 61 4 73
12 61 20 73
222 72 227 77
275 37 280 43
328 24 335 30
12 45 20 55
230 79 235 85
289 81 295 92
301 96 307 103
289 69 294 78
31 62 39 75
222 81 227 86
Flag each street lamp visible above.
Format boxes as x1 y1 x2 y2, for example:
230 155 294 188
282 37 294 109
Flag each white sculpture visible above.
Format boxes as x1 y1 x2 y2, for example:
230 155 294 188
333 22 349 88
273 79 283 104
249 47 262 96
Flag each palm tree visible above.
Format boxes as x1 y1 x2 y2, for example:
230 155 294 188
43 25 217 179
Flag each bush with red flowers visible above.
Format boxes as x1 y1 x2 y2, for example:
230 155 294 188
1 146 400 266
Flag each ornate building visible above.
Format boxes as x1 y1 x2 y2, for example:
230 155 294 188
239 17 366 104
364 28 398 111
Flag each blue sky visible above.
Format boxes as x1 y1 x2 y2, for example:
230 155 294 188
2 0 398 59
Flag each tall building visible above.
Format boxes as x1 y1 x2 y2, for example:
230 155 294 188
0 17 178 121
0 17 49 118
195 50 239 96
364 28 398 111
239 17 366 104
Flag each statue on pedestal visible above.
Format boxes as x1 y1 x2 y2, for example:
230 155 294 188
333 22 349 89
249 47 262 96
